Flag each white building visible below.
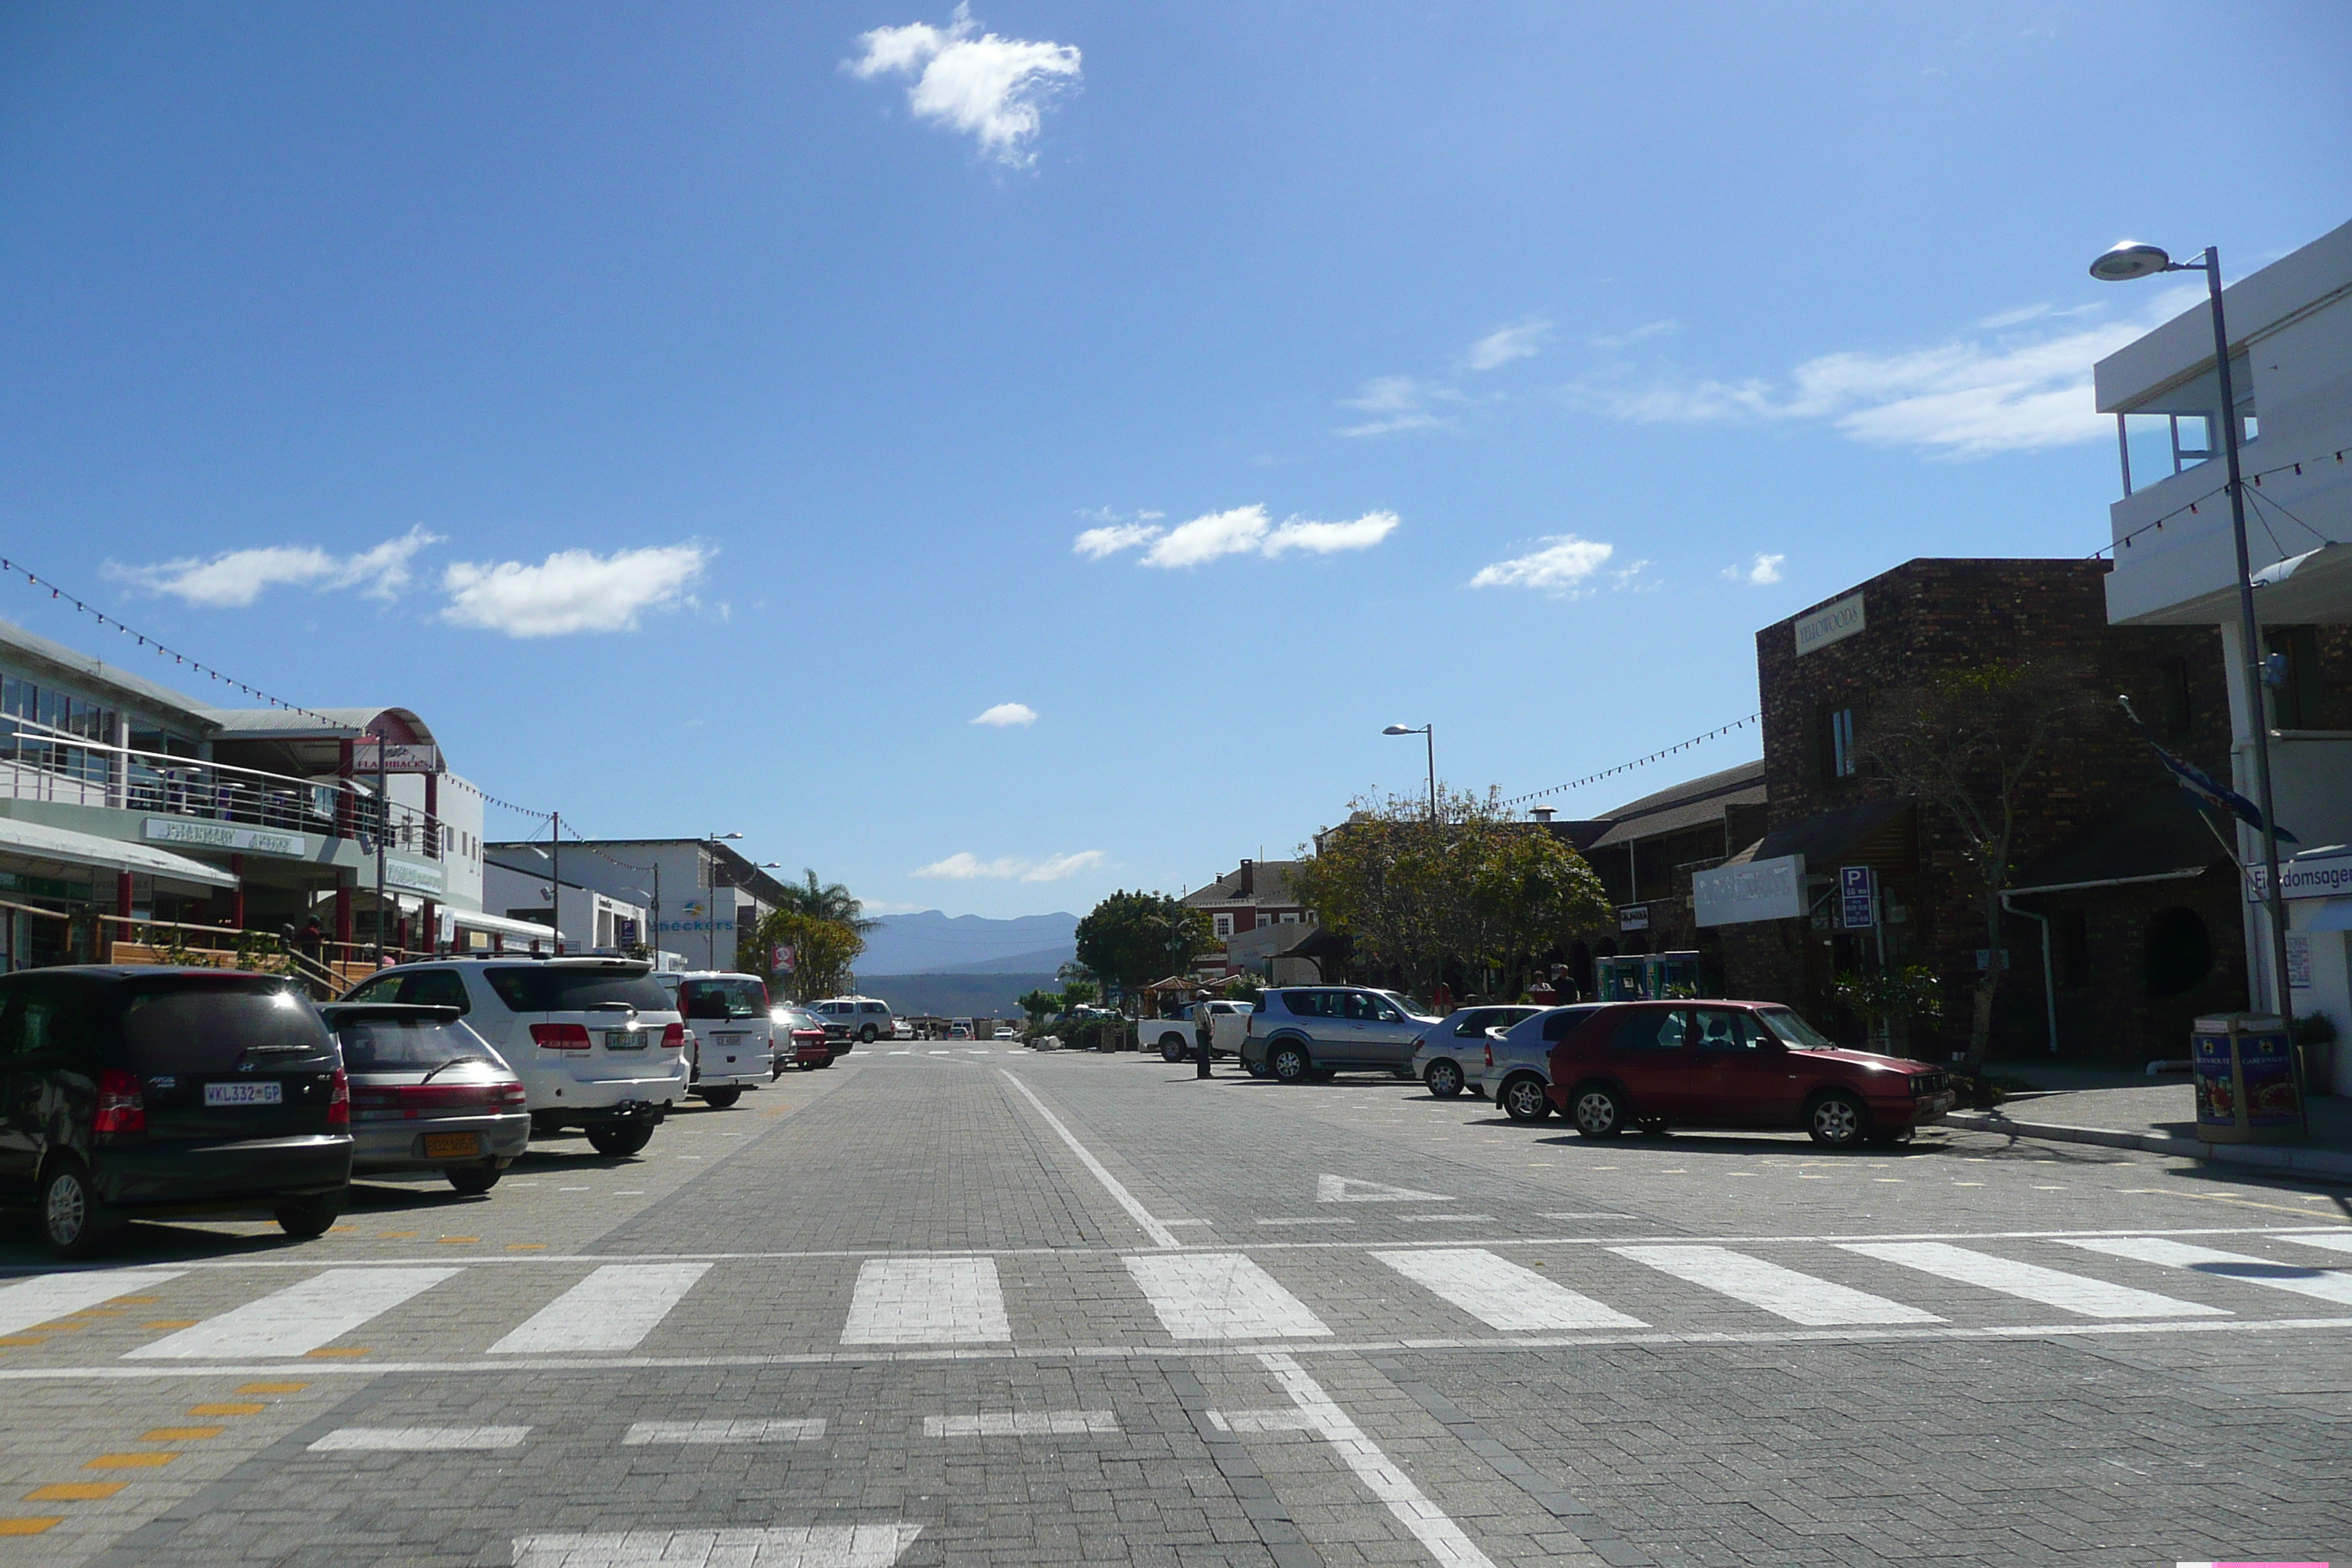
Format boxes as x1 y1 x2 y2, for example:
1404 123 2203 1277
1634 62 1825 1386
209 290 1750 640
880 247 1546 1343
2095 216 2352 1085
482 837 794 971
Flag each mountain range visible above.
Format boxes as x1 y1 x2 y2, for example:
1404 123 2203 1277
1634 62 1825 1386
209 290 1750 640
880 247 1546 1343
857 910 1078 977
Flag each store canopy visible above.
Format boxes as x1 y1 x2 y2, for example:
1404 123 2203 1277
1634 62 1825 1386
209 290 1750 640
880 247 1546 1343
0 815 238 892
447 908 560 943
2008 790 2228 896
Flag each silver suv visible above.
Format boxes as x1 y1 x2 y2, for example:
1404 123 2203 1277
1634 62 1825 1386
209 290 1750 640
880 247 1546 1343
811 995 894 1049
1240 987 1439 1082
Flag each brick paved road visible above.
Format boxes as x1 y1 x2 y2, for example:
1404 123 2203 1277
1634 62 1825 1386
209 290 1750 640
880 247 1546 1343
1 1047 2348 1566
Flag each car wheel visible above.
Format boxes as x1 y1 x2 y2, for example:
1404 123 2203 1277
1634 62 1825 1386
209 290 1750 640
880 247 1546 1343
1269 1044 1310 1084
1245 1057 1268 1079
1425 1059 1464 1098
797 1059 820 1072
1807 1090 1869 1149
587 1123 654 1158
1158 1035 1187 1063
1501 1075 1553 1123
860 1025 878 1044
274 1192 344 1239
1569 1082 1627 1139
446 1163 502 1196
698 1087 742 1109
39 1161 113 1260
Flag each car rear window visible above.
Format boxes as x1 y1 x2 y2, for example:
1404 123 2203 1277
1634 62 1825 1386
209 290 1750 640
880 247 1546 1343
333 1015 503 1072
483 967 671 1014
681 979 769 1020
1610 1008 1690 1051
342 968 472 1014
1540 1006 1599 1041
114 980 333 1071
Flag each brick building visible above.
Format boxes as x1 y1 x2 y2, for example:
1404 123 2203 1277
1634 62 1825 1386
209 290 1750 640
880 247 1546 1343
1699 557 2248 1064
1547 762 1769 989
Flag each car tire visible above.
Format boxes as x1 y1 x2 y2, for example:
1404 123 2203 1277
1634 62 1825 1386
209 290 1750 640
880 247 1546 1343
859 1025 878 1044
1158 1035 1188 1063
1268 1044 1310 1084
39 1160 114 1260
1569 1082 1627 1139
797 1059 820 1072
1245 1057 1268 1079
274 1192 343 1239
1806 1090 1869 1150
1425 1059 1465 1098
699 1087 742 1109
1501 1074 1552 1123
587 1123 654 1158
447 1163 502 1196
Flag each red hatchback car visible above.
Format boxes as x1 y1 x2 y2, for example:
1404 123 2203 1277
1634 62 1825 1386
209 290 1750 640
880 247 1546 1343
1545 1000 1956 1149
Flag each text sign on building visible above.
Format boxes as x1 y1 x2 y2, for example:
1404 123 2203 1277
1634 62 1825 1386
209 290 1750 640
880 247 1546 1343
1793 593 1866 656
1837 866 1877 930
144 818 306 859
382 856 446 896
350 739 443 774
1693 853 1807 927
1618 905 1649 932
2245 848 2352 902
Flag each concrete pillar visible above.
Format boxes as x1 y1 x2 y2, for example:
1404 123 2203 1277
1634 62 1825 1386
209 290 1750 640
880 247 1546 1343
334 871 353 951
421 900 438 954
230 853 246 930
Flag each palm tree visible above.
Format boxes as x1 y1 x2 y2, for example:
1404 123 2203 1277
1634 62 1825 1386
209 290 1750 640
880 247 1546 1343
778 869 878 935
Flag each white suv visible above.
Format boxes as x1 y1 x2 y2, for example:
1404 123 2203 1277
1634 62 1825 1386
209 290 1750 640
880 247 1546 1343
340 957 687 1156
811 995 894 1049
655 970 773 1109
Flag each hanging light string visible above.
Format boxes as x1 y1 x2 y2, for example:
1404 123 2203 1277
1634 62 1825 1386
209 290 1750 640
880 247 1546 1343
1502 715 1761 808
2093 442 2349 559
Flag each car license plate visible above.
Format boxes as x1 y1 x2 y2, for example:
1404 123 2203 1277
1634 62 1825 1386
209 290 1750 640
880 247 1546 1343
205 1081 282 1107
423 1131 481 1158
605 1030 647 1051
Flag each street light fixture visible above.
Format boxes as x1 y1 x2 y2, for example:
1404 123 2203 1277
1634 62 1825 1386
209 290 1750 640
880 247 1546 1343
1383 724 1436 825
2089 238 2296 1055
701 832 745 968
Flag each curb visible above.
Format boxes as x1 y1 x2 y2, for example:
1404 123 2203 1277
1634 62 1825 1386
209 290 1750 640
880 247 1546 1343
1938 1109 2352 1181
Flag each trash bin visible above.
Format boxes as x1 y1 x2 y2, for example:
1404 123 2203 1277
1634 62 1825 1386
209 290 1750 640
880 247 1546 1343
2192 1013 2304 1142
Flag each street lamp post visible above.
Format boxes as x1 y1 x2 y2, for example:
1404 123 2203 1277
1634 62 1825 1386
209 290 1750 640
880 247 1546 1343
2089 241 2296 1053
1382 724 1436 824
704 832 743 969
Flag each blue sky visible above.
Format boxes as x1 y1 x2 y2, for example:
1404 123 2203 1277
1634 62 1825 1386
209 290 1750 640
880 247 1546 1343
2 3 2347 917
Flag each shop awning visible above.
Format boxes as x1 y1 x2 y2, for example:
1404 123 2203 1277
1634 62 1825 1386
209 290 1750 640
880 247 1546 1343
1722 797 1913 874
2008 790 2228 896
0 815 238 892
447 908 560 943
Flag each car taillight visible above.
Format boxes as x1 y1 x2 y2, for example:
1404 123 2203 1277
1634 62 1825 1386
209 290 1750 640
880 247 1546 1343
531 1023 592 1050
660 1023 685 1049
496 1080 527 1107
327 1068 350 1127
94 1067 146 1136
1485 1041 1493 1069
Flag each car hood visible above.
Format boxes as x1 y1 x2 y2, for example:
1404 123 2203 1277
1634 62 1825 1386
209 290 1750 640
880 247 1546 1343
1793 1047 1938 1076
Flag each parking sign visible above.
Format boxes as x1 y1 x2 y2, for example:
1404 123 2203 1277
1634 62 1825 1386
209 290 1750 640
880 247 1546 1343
1838 866 1876 930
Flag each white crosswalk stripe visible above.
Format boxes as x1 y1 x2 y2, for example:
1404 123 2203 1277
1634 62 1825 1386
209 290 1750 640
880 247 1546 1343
125 1267 459 1359
624 1419 824 1444
2281 1231 2352 1259
2062 1237 2352 1308
1840 1242 2227 1319
1126 1252 1331 1340
843 1257 1010 1344
1373 1248 1646 1331
0 1268 185 1338
490 1263 712 1355
513 1525 924 1567
1613 1244 1943 1325
310 1425 529 1452
924 1411 1117 1436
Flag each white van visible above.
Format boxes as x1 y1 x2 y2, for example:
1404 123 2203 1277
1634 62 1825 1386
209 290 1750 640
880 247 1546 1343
812 995 895 1051
655 970 774 1107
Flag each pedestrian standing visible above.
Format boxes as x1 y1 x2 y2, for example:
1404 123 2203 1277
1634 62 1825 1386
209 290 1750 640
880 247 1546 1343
1194 1000 1213 1079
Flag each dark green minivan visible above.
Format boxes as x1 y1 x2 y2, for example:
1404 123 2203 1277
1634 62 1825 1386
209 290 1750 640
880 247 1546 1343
0 968 353 1257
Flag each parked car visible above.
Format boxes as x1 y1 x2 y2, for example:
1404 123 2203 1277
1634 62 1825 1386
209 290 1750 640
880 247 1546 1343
949 1018 973 1039
339 957 685 1156
1545 1000 1956 1148
892 1018 917 1040
656 970 773 1107
1240 987 1441 1082
1480 1004 1602 1122
992 1025 1017 1041
322 1001 528 1194
0 967 353 1257
1143 1000 1254 1063
769 1003 832 1074
812 995 894 1049
1410 1005 1544 1098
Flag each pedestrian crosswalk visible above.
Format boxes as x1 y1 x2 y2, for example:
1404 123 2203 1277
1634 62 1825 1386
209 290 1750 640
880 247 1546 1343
24 1231 2352 1365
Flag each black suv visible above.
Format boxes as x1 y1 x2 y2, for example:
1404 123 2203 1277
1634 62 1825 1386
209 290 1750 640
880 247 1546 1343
0 968 354 1257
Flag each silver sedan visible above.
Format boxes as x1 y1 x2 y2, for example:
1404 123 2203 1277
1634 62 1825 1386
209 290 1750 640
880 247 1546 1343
323 1002 530 1195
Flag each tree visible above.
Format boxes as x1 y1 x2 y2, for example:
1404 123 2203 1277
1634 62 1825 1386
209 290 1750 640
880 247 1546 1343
1055 977 1099 1008
1073 891 1215 1008
1016 987 1063 1025
744 908 865 1003
1855 660 2095 1075
775 869 878 935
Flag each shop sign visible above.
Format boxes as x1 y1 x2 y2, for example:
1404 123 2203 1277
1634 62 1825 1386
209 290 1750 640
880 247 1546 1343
1794 592 1865 655
1694 853 1807 927
350 739 442 774
2246 848 2352 902
1838 866 1877 930
382 856 446 895
1618 905 1649 932
144 818 306 858
2287 934 2312 990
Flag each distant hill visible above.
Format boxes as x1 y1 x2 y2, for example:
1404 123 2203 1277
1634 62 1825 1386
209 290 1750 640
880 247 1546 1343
860 910 1077 976
857 973 1059 1022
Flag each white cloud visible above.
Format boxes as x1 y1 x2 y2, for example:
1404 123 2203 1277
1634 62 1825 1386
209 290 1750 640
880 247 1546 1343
971 702 1037 727
1076 505 1399 568
1464 320 1550 371
848 4 1081 167
439 543 712 638
1264 511 1401 557
1589 319 1680 352
1469 534 1616 596
915 848 1104 883
1073 521 1162 559
1563 287 2202 459
108 525 441 608
1143 505 1273 568
1722 552 1785 585
1338 376 1457 437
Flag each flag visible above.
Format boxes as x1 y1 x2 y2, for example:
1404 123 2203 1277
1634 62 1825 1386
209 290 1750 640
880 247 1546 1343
2117 696 2298 843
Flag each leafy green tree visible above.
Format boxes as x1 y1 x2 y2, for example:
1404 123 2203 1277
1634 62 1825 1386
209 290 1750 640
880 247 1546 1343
1073 892 1215 1008
1017 987 1063 1024
1056 978 1099 1008
774 869 878 935
744 908 865 1003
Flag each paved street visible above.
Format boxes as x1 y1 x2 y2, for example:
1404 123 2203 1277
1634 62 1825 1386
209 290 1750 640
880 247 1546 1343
2 1047 2349 1567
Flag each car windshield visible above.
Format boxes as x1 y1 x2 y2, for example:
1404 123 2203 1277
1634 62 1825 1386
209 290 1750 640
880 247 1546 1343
116 980 332 1071
683 979 769 1019
1376 990 1431 1019
334 1015 503 1073
484 966 671 1014
1756 1008 1837 1049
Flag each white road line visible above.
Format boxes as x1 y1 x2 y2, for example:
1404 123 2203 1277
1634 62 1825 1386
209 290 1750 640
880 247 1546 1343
1257 1218 1356 1226
1206 1408 1319 1433
1258 1351 1497 1568
309 1425 529 1452
1125 1252 1330 1341
998 1071 1183 1249
889 1049 912 1055
1841 1242 2226 1319
623 1418 824 1444
1397 1214 1496 1224
2063 1236 2352 1308
842 1257 1009 1344
2282 1232 2352 1259
1318 1174 1450 1203
922 1410 1117 1436
489 1263 712 1355
0 1268 186 1337
125 1267 459 1359
512 1525 924 1567
1613 1245 1942 1326
1374 1248 1645 1331
1537 1213 1633 1221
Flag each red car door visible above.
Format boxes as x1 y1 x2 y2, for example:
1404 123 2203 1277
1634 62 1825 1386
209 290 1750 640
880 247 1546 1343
1691 1008 1806 1126
1604 1006 1703 1119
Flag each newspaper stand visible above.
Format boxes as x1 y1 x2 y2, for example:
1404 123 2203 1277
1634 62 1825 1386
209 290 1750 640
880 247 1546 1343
2192 1012 2304 1143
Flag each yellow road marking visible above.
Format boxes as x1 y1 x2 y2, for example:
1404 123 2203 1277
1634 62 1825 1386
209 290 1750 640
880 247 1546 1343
143 1320 199 1331
2119 1188 2352 1219
25 1483 122 1501
0 1518 60 1536
302 1349 369 1360
84 1454 176 1471
237 1382 308 1395
438 1237 479 1245
0 1336 46 1347
377 1231 418 1239
140 1428 222 1442
187 1403 264 1417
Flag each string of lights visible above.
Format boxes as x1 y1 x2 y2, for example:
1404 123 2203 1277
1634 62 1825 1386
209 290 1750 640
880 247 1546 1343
1501 715 1760 808
2093 442 2349 560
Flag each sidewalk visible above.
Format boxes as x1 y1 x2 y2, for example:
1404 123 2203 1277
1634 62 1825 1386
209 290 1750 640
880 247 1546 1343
1940 1068 2352 1181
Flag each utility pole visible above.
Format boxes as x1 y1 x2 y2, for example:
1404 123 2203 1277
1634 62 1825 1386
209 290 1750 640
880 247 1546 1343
549 810 561 957
374 739 388 960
